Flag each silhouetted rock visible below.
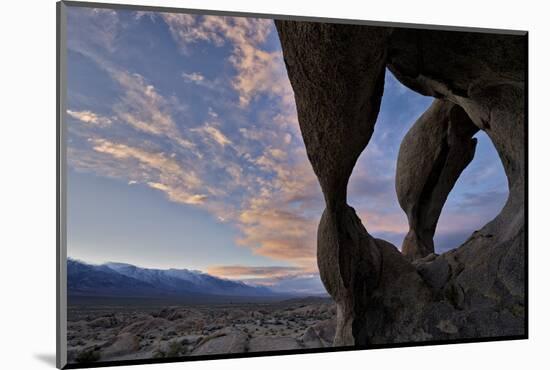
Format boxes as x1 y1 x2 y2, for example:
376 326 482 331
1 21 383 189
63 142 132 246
396 99 479 259
276 21 526 346
276 20 390 346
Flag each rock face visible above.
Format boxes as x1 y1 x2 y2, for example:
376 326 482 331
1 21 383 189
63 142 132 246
275 21 526 346
120 317 170 336
311 319 336 346
248 337 302 352
396 100 479 260
276 20 390 347
301 327 325 348
192 329 248 355
191 330 305 355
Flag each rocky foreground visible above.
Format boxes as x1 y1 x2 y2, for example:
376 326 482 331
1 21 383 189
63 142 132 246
67 298 336 364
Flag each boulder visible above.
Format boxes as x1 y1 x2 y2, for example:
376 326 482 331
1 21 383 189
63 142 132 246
119 317 170 336
191 329 248 356
248 336 302 352
101 332 140 359
301 327 324 348
311 319 336 345
227 309 247 321
156 307 203 321
396 100 479 260
87 316 118 329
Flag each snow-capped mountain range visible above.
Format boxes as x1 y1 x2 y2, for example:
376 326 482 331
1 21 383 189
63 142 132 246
67 258 278 299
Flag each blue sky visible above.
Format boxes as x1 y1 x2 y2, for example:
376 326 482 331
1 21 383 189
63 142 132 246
65 6 508 294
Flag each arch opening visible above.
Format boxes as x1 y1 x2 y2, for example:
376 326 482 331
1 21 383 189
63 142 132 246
434 130 509 254
347 71 509 256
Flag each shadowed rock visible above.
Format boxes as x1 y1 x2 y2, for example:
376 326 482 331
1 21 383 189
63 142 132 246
301 327 325 348
396 100 479 260
388 31 526 339
276 21 526 346
311 318 336 346
276 20 390 346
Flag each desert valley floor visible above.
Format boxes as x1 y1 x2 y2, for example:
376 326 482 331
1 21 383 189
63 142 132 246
67 297 336 364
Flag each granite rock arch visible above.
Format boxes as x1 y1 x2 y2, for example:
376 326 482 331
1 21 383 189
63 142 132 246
275 21 526 346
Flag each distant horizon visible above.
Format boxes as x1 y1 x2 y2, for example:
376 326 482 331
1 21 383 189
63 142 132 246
67 256 327 294
67 255 318 280
67 256 329 296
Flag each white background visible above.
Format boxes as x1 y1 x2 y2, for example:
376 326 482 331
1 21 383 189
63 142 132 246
1 0 548 369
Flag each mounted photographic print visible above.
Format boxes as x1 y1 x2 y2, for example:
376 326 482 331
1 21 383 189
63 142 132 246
56 1 528 368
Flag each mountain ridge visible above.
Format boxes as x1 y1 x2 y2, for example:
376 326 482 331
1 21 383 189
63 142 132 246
67 258 283 299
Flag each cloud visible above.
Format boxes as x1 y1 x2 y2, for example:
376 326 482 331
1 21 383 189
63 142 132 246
458 190 508 209
67 11 196 153
160 13 225 49
147 182 208 205
89 139 207 205
237 206 317 261
182 71 204 82
207 265 303 279
161 14 271 50
67 109 113 127
207 265 326 295
161 14 294 108
67 7 120 55
246 274 326 295
349 169 395 200
110 69 195 150
181 71 222 90
134 11 156 22
229 148 322 268
229 42 290 107
192 123 232 147
434 231 476 254
358 210 408 235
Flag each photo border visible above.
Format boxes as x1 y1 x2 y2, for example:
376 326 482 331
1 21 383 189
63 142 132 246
56 1 529 368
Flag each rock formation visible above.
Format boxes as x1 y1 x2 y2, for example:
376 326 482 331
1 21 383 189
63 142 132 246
275 21 526 346
396 100 479 260
276 21 390 346
192 328 249 355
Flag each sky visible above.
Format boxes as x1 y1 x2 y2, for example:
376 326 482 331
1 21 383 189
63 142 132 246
65 6 509 294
